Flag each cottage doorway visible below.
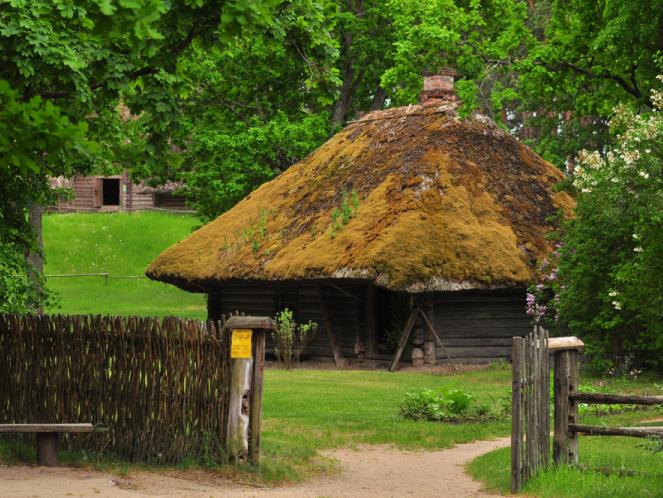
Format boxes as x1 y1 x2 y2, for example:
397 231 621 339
102 178 121 206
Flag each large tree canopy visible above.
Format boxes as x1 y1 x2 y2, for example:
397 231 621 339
0 0 278 311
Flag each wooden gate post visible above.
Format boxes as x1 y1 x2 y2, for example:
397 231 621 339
550 337 584 466
223 316 274 465
511 336 524 493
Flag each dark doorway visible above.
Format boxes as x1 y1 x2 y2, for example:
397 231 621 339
375 289 410 354
102 178 120 206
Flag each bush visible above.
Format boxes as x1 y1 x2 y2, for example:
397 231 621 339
398 388 509 423
557 93 663 372
272 308 318 369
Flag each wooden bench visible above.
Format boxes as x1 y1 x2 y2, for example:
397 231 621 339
0 424 94 466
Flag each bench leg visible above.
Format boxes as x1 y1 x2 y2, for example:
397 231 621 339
36 433 59 466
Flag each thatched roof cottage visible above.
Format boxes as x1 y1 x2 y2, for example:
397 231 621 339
147 72 574 367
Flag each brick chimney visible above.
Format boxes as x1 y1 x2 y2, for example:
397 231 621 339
420 68 456 105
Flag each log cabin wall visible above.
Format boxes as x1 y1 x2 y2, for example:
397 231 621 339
209 282 530 363
210 281 362 359
52 174 188 212
430 289 531 363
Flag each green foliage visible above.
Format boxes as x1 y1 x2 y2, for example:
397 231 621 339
382 0 528 112
516 0 663 165
398 388 509 423
0 244 48 314
272 308 318 369
329 190 360 237
555 94 663 372
0 0 276 311
239 208 273 253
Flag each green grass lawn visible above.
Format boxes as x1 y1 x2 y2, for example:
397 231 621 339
43 212 206 318
2 363 661 491
258 365 513 481
0 365 515 482
469 377 663 498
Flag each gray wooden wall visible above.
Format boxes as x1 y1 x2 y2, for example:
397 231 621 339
209 281 531 363
431 290 531 363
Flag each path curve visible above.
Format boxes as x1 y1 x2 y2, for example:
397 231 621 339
0 437 510 498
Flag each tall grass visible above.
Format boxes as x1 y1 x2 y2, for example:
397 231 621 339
43 212 205 318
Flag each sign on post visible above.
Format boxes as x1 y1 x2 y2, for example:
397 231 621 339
223 316 274 466
231 329 253 359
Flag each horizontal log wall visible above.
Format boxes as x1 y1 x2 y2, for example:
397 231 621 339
53 176 186 212
432 290 531 362
217 282 359 358
215 284 530 363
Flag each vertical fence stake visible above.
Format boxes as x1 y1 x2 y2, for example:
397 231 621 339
223 316 273 465
511 336 523 493
553 344 581 465
248 327 266 466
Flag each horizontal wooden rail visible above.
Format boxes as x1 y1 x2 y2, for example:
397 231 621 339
571 392 663 405
0 423 94 433
569 424 663 438
46 273 146 279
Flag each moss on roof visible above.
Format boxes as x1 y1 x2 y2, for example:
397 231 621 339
146 103 575 293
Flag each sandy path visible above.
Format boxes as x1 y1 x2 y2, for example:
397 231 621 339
0 437 510 498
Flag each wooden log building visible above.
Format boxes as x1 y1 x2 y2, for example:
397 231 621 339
50 172 188 212
147 71 574 366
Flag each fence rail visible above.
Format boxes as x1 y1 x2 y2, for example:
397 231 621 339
0 313 230 463
569 392 663 405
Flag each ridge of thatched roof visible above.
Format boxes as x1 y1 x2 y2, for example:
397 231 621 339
146 103 574 293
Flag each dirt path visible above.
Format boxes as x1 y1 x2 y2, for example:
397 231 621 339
0 437 510 498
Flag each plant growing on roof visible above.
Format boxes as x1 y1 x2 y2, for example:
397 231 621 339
272 309 318 370
329 190 360 238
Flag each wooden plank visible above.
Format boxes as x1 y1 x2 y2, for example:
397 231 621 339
511 337 523 493
553 348 579 465
419 309 457 373
569 424 663 438
388 299 422 372
226 357 252 463
248 329 266 465
318 286 343 367
548 337 584 351
207 288 221 321
365 284 377 357
37 433 59 466
224 316 275 331
0 423 94 433
570 392 663 405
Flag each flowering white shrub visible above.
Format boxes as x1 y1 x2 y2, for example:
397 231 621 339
552 80 663 372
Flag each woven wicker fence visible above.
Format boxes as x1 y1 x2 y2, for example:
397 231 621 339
0 313 230 463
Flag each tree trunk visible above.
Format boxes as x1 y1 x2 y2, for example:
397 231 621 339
331 34 355 129
26 204 44 314
369 86 386 111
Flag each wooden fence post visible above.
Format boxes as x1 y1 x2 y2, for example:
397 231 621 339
511 336 523 493
223 316 273 465
550 337 583 466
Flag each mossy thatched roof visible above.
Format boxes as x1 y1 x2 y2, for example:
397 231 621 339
147 103 574 293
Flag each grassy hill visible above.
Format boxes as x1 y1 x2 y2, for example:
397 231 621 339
44 212 206 318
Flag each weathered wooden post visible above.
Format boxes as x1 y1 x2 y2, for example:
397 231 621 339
511 336 524 493
223 315 274 465
549 336 584 466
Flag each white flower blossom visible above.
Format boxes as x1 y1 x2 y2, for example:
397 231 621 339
612 301 622 310
634 246 643 253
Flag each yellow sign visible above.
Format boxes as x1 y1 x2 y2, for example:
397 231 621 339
231 329 253 359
